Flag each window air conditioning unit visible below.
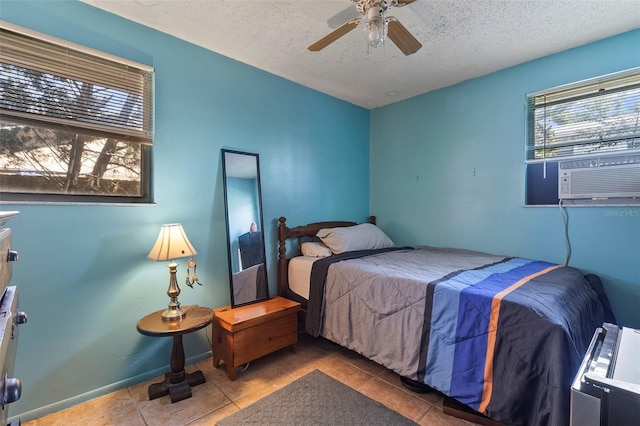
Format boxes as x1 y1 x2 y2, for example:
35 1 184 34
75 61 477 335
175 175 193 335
558 153 640 200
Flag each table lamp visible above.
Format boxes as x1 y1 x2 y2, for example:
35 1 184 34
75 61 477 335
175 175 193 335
147 223 197 321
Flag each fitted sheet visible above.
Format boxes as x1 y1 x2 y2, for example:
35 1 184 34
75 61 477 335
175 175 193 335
287 256 317 300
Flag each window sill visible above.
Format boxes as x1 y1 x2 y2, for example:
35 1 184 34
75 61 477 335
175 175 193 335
525 200 640 207
0 200 156 207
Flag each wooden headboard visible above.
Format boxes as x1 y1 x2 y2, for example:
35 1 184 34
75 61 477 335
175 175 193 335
277 216 376 297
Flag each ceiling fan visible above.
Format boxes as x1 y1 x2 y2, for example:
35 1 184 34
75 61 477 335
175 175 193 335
308 0 422 56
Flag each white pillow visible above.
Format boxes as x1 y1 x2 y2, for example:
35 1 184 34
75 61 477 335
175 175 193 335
316 223 394 254
301 242 333 258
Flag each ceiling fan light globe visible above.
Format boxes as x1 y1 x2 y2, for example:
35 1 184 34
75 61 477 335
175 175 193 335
364 8 387 48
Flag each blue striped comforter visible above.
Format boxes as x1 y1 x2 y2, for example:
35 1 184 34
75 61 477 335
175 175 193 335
307 247 613 425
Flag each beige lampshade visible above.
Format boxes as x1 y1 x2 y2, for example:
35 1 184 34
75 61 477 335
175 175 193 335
147 223 197 262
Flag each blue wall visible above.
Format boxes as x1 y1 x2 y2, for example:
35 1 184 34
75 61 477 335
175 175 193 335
371 29 640 329
0 1 370 420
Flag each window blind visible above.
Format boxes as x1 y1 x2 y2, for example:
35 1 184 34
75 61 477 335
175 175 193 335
526 69 640 161
0 23 154 145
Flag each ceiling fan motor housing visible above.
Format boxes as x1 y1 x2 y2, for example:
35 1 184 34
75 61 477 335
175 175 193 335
356 0 392 16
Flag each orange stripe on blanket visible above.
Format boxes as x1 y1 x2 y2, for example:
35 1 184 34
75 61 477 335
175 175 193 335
478 264 561 414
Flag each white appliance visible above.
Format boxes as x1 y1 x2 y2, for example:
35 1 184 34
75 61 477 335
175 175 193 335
558 153 640 200
571 323 640 426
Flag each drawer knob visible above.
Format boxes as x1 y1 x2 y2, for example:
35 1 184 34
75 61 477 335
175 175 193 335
2 376 22 406
6 250 18 262
15 312 28 325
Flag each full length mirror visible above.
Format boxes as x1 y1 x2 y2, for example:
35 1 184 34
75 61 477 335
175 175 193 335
221 149 269 307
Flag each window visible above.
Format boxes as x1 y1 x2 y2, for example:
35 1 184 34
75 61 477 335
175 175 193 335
0 22 154 203
525 68 640 205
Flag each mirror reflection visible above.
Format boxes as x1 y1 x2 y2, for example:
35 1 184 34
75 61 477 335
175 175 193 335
221 149 269 307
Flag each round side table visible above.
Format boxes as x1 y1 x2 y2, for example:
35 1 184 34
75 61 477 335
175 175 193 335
136 305 213 403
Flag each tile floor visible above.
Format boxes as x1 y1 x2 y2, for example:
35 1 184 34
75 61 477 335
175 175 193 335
22 332 479 426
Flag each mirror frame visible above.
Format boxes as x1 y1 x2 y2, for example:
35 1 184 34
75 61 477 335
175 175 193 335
221 149 269 308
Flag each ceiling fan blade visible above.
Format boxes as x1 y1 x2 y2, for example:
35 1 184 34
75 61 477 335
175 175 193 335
387 20 422 55
308 19 360 52
327 6 360 29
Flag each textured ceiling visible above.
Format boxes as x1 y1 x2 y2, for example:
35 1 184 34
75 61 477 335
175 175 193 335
80 0 640 109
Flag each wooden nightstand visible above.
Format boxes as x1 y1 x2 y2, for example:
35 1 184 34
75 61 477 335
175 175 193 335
212 296 301 380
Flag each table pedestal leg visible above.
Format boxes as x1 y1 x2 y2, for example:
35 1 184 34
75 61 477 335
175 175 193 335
170 334 185 384
147 371 207 402
147 334 207 403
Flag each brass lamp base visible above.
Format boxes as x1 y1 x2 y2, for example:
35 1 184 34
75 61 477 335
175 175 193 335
162 261 186 321
162 307 186 321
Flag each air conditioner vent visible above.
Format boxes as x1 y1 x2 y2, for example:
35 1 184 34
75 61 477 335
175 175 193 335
560 154 640 170
558 153 640 200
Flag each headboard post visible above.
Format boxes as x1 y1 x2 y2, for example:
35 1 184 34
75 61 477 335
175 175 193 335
277 217 289 297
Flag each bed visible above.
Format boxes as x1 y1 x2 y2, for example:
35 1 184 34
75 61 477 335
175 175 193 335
276 216 615 426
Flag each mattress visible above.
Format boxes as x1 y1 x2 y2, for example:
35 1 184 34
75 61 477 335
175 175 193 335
287 256 317 300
